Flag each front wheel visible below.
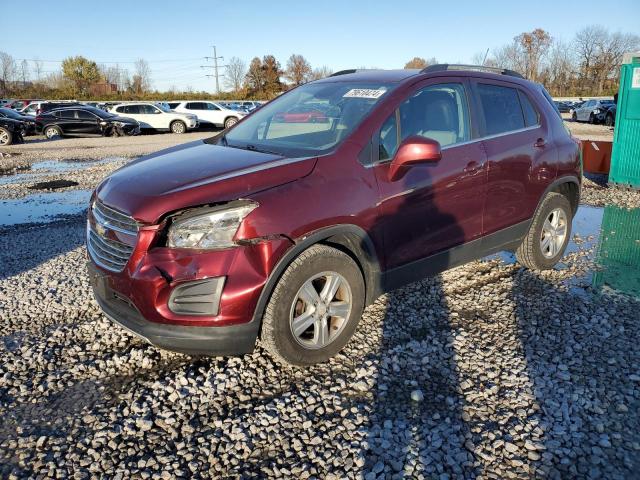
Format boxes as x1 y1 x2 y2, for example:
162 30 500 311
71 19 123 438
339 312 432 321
588 113 595 124
571 111 577 122
261 244 365 366
224 117 238 129
516 192 572 271
605 114 614 127
170 120 186 134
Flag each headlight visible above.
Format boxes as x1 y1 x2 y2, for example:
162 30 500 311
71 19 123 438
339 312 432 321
593 109 600 114
114 121 126 127
167 202 258 249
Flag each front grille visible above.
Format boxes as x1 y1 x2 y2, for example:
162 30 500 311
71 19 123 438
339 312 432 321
87 200 139 272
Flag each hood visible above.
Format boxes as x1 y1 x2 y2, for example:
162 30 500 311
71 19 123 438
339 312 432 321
110 115 138 124
96 140 317 224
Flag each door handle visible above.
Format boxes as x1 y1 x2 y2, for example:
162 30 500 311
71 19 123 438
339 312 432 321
534 138 547 148
463 161 481 174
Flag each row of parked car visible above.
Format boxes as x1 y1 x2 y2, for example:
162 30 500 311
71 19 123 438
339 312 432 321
0 98 266 145
553 98 617 126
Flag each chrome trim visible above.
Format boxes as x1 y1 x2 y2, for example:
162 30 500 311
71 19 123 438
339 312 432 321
87 200 138 272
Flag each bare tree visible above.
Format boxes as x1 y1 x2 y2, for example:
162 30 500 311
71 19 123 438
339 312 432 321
515 28 552 81
224 56 246 92
285 54 312 85
133 58 152 93
310 66 333 80
32 58 43 83
542 39 576 96
0 51 17 94
19 59 29 87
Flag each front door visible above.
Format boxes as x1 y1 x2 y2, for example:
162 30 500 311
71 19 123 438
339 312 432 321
372 79 487 271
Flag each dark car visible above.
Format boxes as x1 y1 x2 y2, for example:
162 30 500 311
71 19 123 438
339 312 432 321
36 106 140 138
553 101 571 113
87 64 581 366
0 107 36 135
0 117 25 145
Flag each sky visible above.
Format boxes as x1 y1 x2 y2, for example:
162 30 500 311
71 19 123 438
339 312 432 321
3 0 639 93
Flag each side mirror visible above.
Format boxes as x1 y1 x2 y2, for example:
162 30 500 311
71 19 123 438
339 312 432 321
388 136 442 181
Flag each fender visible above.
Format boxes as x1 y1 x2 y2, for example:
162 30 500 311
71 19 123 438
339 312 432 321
250 224 383 325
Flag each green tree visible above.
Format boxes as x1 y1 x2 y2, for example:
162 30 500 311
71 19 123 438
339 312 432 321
62 56 100 94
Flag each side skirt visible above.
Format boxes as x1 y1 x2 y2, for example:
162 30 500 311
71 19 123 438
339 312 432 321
381 219 530 293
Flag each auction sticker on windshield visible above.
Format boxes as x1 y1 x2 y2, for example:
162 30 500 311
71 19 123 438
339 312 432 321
343 89 387 99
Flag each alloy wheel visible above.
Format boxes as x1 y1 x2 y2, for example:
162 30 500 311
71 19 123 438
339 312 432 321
0 129 9 145
540 208 568 259
289 271 352 350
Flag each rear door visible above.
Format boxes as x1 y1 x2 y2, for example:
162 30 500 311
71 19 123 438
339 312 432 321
57 109 80 133
472 80 556 236
372 78 487 270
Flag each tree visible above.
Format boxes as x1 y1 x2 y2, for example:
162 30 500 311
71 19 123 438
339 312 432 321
62 56 100 94
244 57 264 94
0 51 17 95
133 58 151 93
32 58 43 83
262 55 283 96
310 66 333 81
404 57 427 69
19 60 29 87
285 54 312 85
515 28 552 81
225 56 246 93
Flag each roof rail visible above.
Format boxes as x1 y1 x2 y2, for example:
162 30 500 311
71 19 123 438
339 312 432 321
329 69 359 77
420 64 524 79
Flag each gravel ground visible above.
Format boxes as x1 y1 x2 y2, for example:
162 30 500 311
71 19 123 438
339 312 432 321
1 121 639 478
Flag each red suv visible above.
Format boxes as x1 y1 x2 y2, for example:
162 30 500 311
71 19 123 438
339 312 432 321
87 65 581 366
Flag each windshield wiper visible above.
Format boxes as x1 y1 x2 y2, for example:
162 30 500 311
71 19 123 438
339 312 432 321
245 144 282 156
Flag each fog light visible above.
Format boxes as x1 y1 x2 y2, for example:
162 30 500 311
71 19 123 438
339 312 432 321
168 277 225 316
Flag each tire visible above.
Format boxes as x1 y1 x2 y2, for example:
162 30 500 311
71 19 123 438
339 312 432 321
588 113 595 124
0 127 13 146
44 125 62 139
516 192 572 271
170 120 186 134
605 114 614 127
224 117 238 129
261 244 365 366
571 111 577 122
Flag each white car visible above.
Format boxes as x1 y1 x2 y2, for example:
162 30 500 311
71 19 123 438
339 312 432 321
108 102 198 133
571 99 615 123
172 101 245 129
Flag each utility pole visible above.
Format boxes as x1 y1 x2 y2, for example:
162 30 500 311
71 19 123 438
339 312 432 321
201 45 224 94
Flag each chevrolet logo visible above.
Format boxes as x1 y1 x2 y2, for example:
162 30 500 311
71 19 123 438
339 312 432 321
95 222 107 236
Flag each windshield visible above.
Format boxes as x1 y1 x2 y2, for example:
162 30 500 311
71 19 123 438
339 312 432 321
223 81 394 157
156 103 172 112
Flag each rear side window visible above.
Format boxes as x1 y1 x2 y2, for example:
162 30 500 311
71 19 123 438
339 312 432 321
477 84 525 135
518 91 540 127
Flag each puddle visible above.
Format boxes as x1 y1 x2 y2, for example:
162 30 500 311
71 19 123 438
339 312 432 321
0 190 91 226
486 205 640 299
0 157 124 186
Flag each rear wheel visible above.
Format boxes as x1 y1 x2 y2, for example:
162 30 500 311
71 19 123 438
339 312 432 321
44 125 62 139
224 117 238 129
170 120 186 134
0 127 13 145
571 111 577 122
261 244 365 366
516 192 572 271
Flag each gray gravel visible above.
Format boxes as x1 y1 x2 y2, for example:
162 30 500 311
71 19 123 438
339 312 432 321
1 126 639 478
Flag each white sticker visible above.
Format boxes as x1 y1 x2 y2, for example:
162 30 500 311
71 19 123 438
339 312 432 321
632 67 640 89
343 88 387 99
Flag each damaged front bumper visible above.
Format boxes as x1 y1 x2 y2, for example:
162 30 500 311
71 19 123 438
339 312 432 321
87 232 293 355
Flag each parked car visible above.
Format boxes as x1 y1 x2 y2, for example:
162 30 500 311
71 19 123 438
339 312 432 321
0 107 37 135
36 106 140 138
273 105 329 123
572 99 615 123
0 117 25 145
20 101 83 117
553 101 571 113
4 99 40 110
108 102 198 133
598 103 618 127
172 101 245 128
87 65 581 366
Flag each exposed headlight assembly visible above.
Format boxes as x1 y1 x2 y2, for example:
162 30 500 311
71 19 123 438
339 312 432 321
167 201 258 249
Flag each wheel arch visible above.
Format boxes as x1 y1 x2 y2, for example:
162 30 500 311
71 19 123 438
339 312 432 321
251 224 383 331
548 176 580 216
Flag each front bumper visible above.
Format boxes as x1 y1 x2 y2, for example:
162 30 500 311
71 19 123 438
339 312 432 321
88 262 260 355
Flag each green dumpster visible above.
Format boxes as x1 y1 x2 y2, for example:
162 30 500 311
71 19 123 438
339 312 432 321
610 52 640 188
